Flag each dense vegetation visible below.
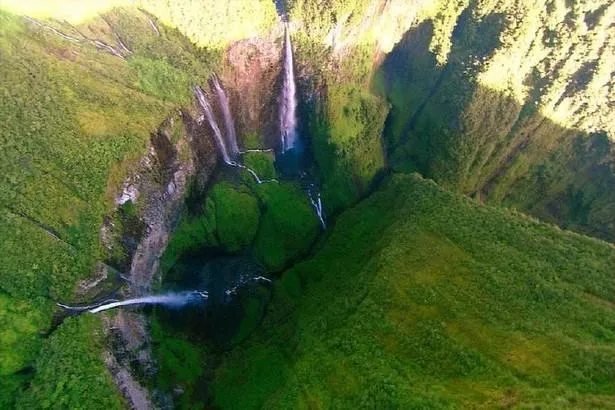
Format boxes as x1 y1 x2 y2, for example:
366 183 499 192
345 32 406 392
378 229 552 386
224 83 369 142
374 4 615 241
212 174 615 408
161 154 321 275
15 315 124 410
0 6 214 405
290 0 615 238
1 0 614 408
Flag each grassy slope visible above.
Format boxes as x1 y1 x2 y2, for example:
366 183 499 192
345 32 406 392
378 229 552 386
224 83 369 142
15 315 124 410
0 7 217 405
213 174 615 409
136 0 278 49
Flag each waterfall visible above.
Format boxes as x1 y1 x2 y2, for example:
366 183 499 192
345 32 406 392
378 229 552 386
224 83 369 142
280 23 298 152
194 85 233 165
57 276 272 314
307 183 326 228
89 291 207 313
195 84 277 184
212 76 240 157
57 291 208 314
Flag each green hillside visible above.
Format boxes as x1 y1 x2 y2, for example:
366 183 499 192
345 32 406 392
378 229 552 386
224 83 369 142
213 174 615 409
0 0 614 408
0 8 212 406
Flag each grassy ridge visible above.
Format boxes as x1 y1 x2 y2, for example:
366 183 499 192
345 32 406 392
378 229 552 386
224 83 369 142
136 0 278 49
212 173 615 408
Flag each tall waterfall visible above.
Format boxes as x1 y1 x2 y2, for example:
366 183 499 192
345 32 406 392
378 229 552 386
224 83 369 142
195 84 278 184
194 85 233 165
280 23 298 152
212 76 240 157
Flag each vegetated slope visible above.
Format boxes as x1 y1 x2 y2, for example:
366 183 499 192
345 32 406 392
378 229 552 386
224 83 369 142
213 173 615 409
0 8 214 406
375 0 615 242
288 0 615 241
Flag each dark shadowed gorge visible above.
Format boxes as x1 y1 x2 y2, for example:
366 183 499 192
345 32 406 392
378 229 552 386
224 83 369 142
0 0 614 409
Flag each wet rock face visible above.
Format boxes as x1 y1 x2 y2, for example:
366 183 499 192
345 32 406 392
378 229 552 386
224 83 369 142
222 26 284 147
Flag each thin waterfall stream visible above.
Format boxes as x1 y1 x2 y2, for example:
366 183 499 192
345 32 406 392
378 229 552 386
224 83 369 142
212 75 240 157
194 85 232 165
194 82 277 184
58 276 272 315
57 291 207 314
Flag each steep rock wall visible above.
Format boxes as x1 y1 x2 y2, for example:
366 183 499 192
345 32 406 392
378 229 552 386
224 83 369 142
288 0 615 240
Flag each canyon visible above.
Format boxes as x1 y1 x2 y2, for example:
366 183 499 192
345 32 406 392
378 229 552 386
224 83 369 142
0 0 614 408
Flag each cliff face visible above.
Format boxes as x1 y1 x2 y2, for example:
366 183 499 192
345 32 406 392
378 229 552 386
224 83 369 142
0 7 222 406
287 0 615 240
220 26 284 149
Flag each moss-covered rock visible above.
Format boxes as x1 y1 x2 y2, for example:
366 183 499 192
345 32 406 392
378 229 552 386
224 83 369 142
243 152 276 181
253 182 319 271
305 79 389 214
161 197 218 272
211 182 260 253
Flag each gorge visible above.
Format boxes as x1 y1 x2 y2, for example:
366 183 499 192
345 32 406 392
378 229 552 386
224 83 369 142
0 0 614 409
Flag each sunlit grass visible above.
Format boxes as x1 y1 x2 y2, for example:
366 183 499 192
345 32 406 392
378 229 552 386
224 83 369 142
0 0 129 23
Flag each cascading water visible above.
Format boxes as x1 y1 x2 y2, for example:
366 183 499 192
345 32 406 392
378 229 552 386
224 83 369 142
277 22 327 227
212 76 240 157
58 291 208 314
307 183 326 228
194 85 233 165
57 274 272 314
279 23 298 152
195 83 277 184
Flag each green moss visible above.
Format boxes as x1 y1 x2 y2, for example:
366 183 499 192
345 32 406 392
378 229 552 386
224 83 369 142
253 182 319 271
211 182 260 253
242 132 265 150
161 197 218 272
243 152 276 181
232 286 271 344
151 317 206 392
162 181 261 267
309 80 388 214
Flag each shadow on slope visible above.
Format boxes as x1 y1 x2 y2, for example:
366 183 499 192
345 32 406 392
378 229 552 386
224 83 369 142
375 15 615 242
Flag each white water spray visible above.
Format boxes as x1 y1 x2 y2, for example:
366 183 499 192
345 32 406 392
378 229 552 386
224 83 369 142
212 76 240 157
194 85 233 164
280 23 298 152
58 291 208 314
224 275 272 297
239 148 274 154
